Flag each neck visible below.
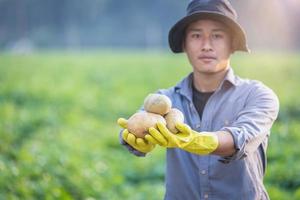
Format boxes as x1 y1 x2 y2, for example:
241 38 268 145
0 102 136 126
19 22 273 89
192 67 230 92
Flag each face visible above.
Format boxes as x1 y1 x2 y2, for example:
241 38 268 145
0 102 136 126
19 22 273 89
183 19 232 75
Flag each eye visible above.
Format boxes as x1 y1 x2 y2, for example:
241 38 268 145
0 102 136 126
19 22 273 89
212 33 224 39
191 33 201 39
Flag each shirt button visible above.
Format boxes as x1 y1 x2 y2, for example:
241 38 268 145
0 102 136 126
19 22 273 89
224 119 229 125
196 124 201 129
201 170 206 175
204 194 209 199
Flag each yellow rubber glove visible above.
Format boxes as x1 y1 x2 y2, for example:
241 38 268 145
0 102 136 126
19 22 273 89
117 118 156 154
145 122 219 155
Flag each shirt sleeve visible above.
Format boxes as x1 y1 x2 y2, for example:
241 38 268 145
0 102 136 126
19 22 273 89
219 84 279 163
119 129 146 157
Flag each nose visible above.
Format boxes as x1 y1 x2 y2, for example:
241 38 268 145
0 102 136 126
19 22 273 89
201 37 213 52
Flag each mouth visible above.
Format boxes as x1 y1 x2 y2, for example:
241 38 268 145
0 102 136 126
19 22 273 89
198 56 217 63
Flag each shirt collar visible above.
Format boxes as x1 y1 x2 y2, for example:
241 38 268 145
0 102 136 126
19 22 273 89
174 67 238 100
174 72 194 102
223 67 238 87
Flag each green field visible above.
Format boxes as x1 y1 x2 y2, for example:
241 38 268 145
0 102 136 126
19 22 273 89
0 51 300 199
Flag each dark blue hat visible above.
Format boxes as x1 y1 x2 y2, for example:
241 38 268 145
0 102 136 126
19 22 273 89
168 0 250 53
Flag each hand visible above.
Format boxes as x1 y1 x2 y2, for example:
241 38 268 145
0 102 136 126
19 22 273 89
145 122 219 155
117 118 156 154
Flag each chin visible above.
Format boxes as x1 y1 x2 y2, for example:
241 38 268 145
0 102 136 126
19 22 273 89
194 65 217 73
199 70 219 75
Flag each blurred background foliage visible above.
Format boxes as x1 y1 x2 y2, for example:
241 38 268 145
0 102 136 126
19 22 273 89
0 51 300 199
1 0 300 199
0 0 300 51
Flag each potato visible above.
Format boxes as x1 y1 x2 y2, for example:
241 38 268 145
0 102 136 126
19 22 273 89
127 111 166 138
144 93 172 115
164 108 184 134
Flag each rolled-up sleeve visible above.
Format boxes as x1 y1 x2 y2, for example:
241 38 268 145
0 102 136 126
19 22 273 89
220 85 280 162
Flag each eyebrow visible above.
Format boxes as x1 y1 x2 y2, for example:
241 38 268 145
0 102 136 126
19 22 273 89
187 28 227 33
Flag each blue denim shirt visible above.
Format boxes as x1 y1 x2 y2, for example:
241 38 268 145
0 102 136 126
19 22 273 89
120 68 279 200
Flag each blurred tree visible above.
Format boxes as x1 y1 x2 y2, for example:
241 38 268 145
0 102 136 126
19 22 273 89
0 0 299 50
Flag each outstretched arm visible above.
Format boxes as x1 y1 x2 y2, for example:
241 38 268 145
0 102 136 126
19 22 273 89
211 131 235 156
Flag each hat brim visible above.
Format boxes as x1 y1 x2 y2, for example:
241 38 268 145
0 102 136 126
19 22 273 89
168 12 250 53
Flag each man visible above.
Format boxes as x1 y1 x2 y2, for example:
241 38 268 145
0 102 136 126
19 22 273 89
117 0 279 199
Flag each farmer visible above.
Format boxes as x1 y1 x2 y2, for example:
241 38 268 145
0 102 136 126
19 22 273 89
117 0 279 199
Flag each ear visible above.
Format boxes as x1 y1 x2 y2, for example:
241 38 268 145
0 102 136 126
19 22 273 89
230 46 235 54
230 36 238 54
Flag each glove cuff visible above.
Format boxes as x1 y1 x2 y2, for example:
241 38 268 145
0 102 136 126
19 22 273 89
184 133 219 155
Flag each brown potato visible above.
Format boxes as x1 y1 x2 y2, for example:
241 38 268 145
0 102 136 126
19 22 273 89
144 93 172 115
164 108 184 134
127 111 166 138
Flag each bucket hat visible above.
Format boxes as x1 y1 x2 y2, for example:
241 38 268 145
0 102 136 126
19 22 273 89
168 0 250 53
